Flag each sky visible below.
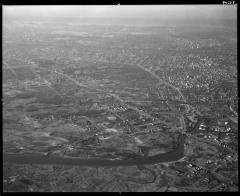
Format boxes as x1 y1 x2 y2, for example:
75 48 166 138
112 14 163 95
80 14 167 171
3 5 237 21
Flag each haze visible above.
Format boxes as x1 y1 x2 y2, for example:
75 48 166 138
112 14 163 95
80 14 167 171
3 5 237 20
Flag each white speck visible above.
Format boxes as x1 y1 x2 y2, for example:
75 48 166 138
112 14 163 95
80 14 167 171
105 128 118 133
134 137 143 144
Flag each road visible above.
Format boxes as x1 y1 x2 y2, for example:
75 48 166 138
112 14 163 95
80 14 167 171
134 64 187 103
53 62 188 130
85 60 187 102
84 60 190 131
50 69 154 119
3 60 19 80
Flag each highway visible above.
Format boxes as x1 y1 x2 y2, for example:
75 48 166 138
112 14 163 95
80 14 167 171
53 69 154 119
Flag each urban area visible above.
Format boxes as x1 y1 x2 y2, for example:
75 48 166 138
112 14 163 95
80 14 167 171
3 9 238 192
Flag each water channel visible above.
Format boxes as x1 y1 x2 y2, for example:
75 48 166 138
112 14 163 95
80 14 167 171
3 134 186 167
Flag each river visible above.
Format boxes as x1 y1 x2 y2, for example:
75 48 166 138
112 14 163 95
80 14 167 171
3 134 185 167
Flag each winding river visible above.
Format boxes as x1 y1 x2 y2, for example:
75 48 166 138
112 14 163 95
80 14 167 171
3 134 186 167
